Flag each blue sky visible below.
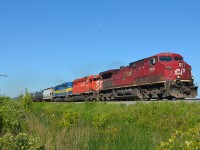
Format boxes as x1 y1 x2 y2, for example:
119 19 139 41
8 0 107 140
0 0 199 97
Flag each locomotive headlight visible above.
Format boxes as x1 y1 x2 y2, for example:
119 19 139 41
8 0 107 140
176 76 181 84
191 76 194 83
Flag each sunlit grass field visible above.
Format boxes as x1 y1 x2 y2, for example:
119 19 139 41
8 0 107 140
28 101 200 150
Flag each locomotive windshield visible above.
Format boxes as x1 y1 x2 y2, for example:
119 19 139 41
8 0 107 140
174 57 183 61
159 56 172 62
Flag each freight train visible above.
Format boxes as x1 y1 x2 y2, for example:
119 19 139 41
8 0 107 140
33 52 198 102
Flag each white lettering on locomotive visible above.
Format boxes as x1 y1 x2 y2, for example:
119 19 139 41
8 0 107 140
149 67 155 72
175 69 185 75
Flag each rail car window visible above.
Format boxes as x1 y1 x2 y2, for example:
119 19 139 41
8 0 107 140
150 58 156 66
174 57 183 61
159 56 172 62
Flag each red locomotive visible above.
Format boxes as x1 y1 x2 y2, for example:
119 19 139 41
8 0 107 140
70 75 102 101
98 52 197 100
66 52 197 101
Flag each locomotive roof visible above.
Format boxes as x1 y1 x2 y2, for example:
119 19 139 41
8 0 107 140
54 82 72 87
155 52 183 58
129 52 183 67
73 75 100 82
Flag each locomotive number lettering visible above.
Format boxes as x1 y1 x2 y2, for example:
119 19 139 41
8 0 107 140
123 70 133 78
149 67 155 72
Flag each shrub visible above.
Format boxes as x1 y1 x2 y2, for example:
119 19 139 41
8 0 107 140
0 96 44 149
158 123 200 150
0 98 27 134
58 110 79 128
0 96 10 105
92 114 108 131
21 89 33 112
0 132 44 150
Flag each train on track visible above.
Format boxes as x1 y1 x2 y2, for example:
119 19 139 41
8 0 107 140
33 52 198 102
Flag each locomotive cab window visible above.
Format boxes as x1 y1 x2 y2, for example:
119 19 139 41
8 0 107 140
174 57 183 61
150 57 156 66
63 84 67 88
159 56 172 62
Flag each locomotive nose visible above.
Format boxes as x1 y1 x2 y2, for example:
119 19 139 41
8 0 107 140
174 60 192 82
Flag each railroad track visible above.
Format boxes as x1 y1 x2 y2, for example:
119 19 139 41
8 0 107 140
37 98 200 104
104 98 200 102
184 98 200 101
104 99 200 105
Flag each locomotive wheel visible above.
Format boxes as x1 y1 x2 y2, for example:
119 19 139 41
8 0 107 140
147 94 152 101
157 94 163 100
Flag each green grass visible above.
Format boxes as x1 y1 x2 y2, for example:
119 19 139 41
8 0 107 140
28 101 200 150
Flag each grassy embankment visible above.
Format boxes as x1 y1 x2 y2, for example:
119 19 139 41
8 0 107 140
28 101 200 150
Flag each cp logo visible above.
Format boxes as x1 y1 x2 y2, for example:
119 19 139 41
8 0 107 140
175 69 185 75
